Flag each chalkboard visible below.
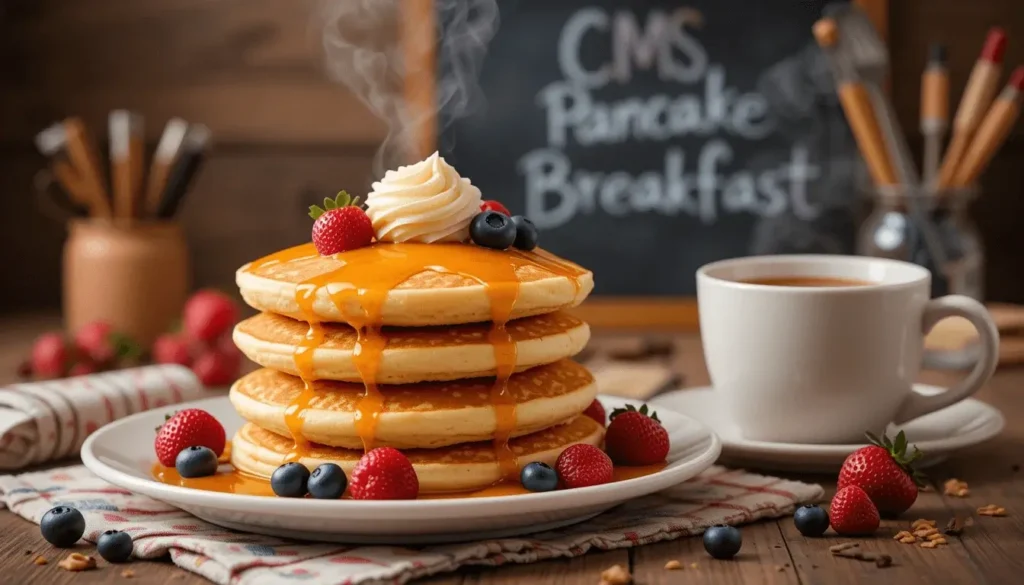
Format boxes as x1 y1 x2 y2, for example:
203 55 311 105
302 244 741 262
412 0 886 323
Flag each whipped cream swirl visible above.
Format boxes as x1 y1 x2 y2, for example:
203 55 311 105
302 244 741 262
365 152 482 243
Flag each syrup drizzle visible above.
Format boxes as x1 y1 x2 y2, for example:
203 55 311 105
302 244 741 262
243 242 586 478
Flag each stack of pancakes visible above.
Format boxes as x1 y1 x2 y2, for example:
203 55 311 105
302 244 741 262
228 242 599 494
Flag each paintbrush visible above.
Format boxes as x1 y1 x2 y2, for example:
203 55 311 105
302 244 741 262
921 44 949 187
951 66 1024 187
109 110 145 219
156 124 211 219
62 118 112 218
145 118 189 217
813 18 897 186
35 123 107 217
937 27 1007 189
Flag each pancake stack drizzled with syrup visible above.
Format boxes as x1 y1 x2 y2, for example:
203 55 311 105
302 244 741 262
228 153 598 494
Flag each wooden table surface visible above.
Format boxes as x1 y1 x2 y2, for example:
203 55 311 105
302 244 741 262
1 313 1023 584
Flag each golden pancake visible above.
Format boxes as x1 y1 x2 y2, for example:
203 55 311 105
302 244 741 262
230 416 604 493
233 311 590 383
235 242 594 326
229 360 597 449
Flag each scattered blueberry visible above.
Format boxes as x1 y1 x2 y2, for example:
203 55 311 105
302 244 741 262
271 462 311 498
470 211 517 250
703 524 742 559
520 461 558 492
40 506 85 548
308 463 347 499
97 530 134 563
510 216 538 251
175 445 219 478
793 504 830 537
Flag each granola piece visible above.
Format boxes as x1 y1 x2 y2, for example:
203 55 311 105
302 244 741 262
920 540 939 549
977 504 1008 517
58 553 97 572
911 518 937 529
121 569 136 578
600 564 632 585
893 530 917 544
926 533 945 541
943 479 970 497
664 560 682 570
32 556 48 566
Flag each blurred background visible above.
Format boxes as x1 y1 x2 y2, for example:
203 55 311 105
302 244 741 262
0 0 1022 319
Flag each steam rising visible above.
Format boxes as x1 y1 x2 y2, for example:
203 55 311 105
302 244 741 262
314 0 499 176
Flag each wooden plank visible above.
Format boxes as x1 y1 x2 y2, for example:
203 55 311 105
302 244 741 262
631 522 799 584
455 550 629 584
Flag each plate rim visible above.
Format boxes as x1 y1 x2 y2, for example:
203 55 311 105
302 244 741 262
81 395 722 519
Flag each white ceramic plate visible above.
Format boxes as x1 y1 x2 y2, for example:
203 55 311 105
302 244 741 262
81 395 720 544
652 385 1004 473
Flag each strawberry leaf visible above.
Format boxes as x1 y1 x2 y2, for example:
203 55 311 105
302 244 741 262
864 430 928 487
110 332 144 362
309 204 327 220
309 191 359 221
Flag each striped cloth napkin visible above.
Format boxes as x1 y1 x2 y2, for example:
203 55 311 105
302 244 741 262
0 366 204 470
0 465 822 585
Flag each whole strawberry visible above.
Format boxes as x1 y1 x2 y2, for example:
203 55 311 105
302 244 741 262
350 447 419 500
604 404 670 466
30 332 70 378
830 485 880 535
183 290 239 343
838 431 925 517
74 321 116 364
154 409 226 467
309 191 374 255
582 399 606 426
556 443 613 488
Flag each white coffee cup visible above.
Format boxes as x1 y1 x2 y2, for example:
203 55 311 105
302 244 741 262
697 255 999 444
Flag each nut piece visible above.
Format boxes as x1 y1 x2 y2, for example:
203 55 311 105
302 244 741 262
58 553 97 572
944 479 970 497
926 533 945 541
121 569 136 578
920 540 939 549
914 527 939 538
32 556 48 566
894 531 917 544
978 504 1008 517
664 560 683 571
600 564 632 585
912 519 937 530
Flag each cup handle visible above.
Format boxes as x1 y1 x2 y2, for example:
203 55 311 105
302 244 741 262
894 295 999 424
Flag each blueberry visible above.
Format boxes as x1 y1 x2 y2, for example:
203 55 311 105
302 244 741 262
703 524 742 560
793 504 830 537
470 211 517 250
520 462 558 492
40 506 85 548
510 216 539 251
271 462 311 498
97 530 133 563
308 463 347 499
175 445 218 478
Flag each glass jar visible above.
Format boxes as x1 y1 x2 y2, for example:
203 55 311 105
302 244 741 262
858 186 984 368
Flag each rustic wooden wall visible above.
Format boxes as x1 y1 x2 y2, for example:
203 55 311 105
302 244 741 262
1 0 1023 313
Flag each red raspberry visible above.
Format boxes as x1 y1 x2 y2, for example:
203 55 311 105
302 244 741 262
582 399 606 426
153 334 193 367
480 200 511 216
309 192 374 255
30 332 69 378
605 404 670 466
183 290 239 343
350 447 419 500
154 409 226 467
556 443 613 489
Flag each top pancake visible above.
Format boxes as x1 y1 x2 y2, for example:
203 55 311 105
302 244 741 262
236 242 594 326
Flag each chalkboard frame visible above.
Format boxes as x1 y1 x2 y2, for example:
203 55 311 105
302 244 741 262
401 0 889 330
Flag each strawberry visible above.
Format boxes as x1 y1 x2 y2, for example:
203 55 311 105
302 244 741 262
74 321 115 364
555 443 613 488
604 404 670 466
838 431 925 516
309 191 374 255
192 348 242 387
829 485 880 535
153 334 193 367
480 200 511 216
583 399 606 427
183 290 239 343
30 332 69 378
154 409 226 467
349 447 419 500
68 360 98 377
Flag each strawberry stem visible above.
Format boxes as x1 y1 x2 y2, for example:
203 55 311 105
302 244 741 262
865 430 928 487
609 403 660 423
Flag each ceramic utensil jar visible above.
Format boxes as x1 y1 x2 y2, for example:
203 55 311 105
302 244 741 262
63 219 189 346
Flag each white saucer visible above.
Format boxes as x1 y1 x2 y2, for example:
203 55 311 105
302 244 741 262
651 385 1004 474
81 395 720 544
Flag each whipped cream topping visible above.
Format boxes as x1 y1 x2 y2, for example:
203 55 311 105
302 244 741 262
365 152 482 243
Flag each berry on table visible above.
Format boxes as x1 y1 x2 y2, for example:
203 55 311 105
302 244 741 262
350 447 419 500
510 216 539 251
272 462 311 498
96 530 134 563
838 431 924 517
175 446 219 478
183 290 239 343
68 360 98 377
793 504 830 537
555 444 613 489
40 506 86 548
520 462 559 492
74 321 115 364
583 400 606 427
480 200 511 216
192 348 241 387
830 485 881 535
155 409 226 467
308 463 347 499
30 332 69 378
470 211 517 250
153 334 192 367
309 191 374 255
703 525 742 559
605 404 670 466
